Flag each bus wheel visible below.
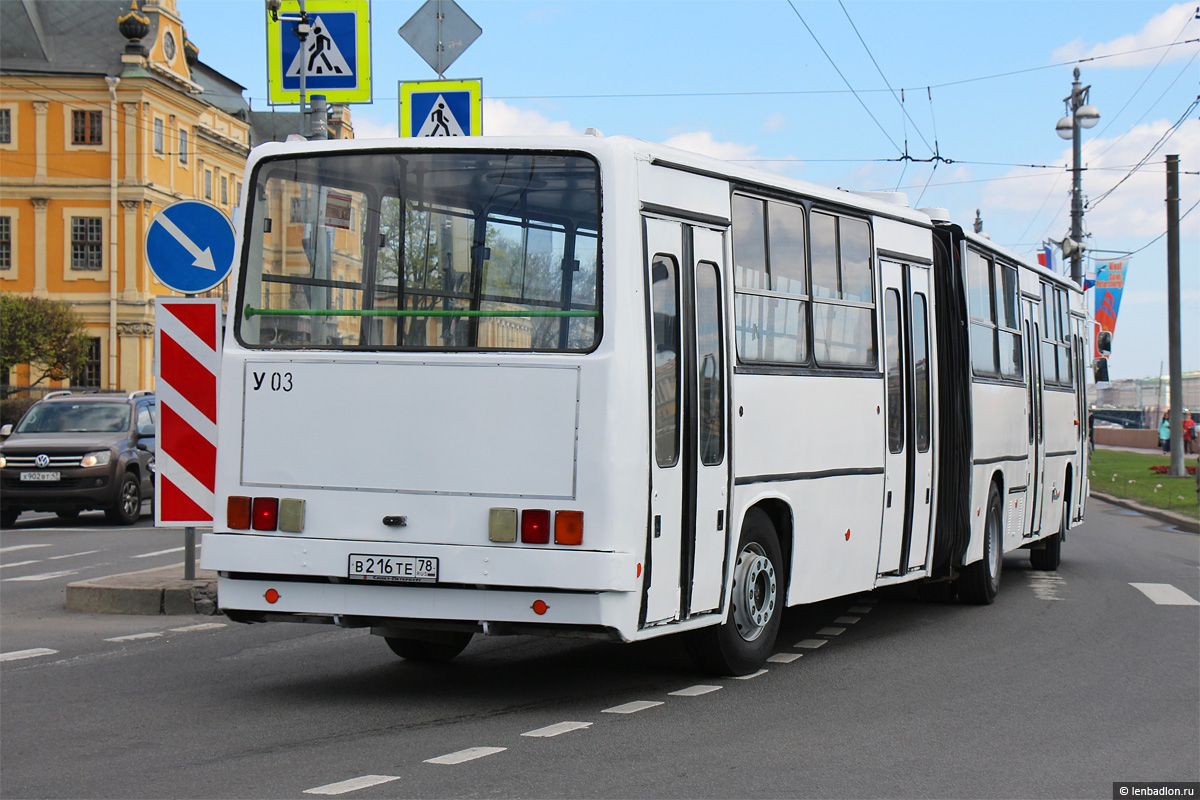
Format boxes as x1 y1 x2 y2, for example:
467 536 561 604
686 509 782 676
956 483 1002 605
384 632 473 663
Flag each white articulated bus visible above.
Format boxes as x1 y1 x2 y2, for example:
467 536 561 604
202 134 1087 675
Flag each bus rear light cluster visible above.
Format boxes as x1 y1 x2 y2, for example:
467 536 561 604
227 496 305 532
489 508 583 545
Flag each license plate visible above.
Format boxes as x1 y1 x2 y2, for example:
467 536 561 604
20 471 60 482
348 554 438 583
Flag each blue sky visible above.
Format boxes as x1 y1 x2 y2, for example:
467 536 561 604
179 0 1199 382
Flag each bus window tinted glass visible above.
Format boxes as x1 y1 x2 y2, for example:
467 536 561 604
732 195 768 291
696 262 724 466
810 212 838 299
239 152 600 352
651 255 680 468
768 201 806 294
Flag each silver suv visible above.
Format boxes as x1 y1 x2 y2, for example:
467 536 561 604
0 391 156 527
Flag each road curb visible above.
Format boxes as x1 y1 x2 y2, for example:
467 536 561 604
1090 491 1199 534
65 563 219 616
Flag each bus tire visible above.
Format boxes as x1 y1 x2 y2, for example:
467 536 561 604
956 483 1002 605
1029 533 1061 571
685 509 782 676
384 632 473 663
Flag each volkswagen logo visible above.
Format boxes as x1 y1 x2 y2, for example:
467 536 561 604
34 454 50 468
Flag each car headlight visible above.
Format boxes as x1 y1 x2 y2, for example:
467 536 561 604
81 451 112 468
0 455 6 468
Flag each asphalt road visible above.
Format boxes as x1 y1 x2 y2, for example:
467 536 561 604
1 498 1196 799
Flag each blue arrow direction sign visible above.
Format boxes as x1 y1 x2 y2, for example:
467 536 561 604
145 201 235 294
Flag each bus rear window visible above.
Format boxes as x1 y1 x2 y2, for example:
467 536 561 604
238 151 601 352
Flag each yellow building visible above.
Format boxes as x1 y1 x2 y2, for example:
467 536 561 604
0 0 350 395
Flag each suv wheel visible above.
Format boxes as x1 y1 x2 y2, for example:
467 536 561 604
106 473 141 525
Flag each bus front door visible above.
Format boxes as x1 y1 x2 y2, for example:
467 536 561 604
878 261 936 576
1023 305 1046 536
643 217 731 626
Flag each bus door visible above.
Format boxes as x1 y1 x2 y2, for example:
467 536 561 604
878 261 935 576
1023 303 1045 536
643 217 731 626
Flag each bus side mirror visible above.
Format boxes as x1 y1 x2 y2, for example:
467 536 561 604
1093 357 1110 385
1097 331 1112 356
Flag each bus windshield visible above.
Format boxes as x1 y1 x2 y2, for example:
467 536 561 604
237 151 601 352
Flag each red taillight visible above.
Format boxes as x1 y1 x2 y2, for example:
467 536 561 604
554 510 584 545
252 497 279 531
228 496 252 529
521 509 551 544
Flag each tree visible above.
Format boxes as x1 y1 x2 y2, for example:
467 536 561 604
0 293 91 398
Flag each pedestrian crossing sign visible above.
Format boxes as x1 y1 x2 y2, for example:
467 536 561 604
399 79 482 138
267 0 372 105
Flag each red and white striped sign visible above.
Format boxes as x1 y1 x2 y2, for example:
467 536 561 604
154 298 221 527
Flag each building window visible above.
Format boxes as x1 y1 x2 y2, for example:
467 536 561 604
178 127 188 164
72 110 102 144
70 217 103 270
221 176 228 204
153 118 164 153
204 170 212 200
75 338 102 389
0 216 10 270
0 109 10 144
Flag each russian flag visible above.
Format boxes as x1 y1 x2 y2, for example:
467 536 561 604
1037 243 1054 272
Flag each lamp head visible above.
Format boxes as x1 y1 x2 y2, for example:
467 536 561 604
1076 104 1100 128
1056 115 1074 140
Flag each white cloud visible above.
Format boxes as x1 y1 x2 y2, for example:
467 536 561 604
481 99 580 136
762 113 788 133
660 130 759 162
1051 3 1200 68
981 118 1200 242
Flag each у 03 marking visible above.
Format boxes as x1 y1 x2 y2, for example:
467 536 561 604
251 371 293 392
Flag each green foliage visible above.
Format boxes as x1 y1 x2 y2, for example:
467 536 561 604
0 293 90 398
1090 448 1199 516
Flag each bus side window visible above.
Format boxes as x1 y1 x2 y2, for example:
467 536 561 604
651 255 680 468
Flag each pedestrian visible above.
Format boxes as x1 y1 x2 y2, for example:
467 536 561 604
1183 414 1196 455
1158 412 1170 454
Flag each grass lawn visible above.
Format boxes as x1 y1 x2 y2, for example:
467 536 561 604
1090 448 1199 517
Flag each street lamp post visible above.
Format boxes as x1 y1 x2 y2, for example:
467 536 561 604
1056 67 1100 285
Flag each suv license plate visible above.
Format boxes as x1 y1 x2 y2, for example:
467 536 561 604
20 471 60 482
348 554 438 583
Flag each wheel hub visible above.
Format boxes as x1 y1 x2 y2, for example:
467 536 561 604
732 543 776 641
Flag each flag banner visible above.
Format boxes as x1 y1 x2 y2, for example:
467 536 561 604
1094 258 1128 359
1038 243 1054 273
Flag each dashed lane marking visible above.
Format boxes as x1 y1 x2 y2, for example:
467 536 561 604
304 775 401 795
834 615 861 624
767 652 802 664
0 561 41 570
521 721 592 738
424 747 506 765
104 632 163 643
170 623 227 633
848 605 873 614
48 550 101 560
1 648 59 662
602 700 663 714
134 547 187 559
2 570 79 582
1130 583 1200 606
668 684 722 697
795 638 827 649
0 544 53 554
817 626 846 636
734 669 768 680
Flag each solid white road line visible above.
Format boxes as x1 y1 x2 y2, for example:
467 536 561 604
668 685 722 697
2 570 79 582
304 775 401 795
1 648 59 662
424 747 506 765
1130 583 1200 606
521 721 592 738
795 638 827 649
0 544 53 554
104 632 163 642
602 700 663 714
